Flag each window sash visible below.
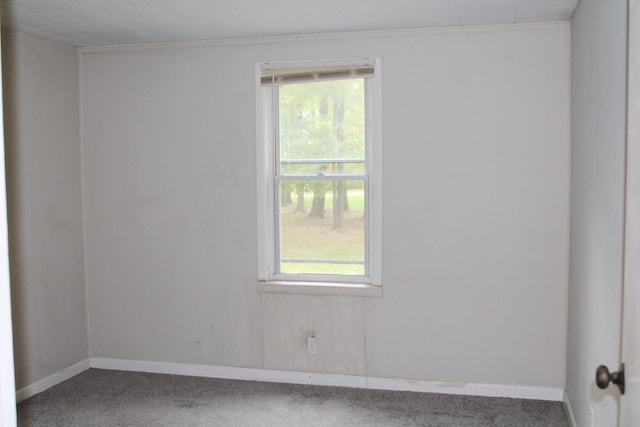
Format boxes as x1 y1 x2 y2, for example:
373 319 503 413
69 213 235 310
274 176 370 279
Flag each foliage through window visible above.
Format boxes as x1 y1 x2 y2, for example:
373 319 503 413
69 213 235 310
257 59 381 286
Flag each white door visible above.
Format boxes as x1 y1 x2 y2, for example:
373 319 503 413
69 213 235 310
620 0 640 425
0 20 17 427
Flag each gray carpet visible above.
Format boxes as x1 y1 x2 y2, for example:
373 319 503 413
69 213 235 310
18 369 569 426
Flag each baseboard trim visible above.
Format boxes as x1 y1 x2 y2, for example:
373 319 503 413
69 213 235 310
563 391 578 427
15 357 564 403
15 359 91 402
90 358 367 388
367 376 563 401
90 357 563 401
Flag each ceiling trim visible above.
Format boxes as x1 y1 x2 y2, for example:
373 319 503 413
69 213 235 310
78 20 570 54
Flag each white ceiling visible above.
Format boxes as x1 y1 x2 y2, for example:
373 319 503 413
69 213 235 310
1 0 579 47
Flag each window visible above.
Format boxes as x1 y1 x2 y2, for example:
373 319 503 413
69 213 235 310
256 58 381 292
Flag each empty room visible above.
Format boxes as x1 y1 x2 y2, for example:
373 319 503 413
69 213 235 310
0 0 638 426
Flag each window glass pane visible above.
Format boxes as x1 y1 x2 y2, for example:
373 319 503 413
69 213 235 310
279 180 365 276
279 79 365 164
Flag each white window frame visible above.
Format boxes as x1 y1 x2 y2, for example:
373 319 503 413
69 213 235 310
256 58 382 296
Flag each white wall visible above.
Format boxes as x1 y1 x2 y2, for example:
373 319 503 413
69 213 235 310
81 23 570 389
2 31 88 390
567 0 628 425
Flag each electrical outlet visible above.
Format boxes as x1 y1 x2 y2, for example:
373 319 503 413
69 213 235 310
307 336 317 354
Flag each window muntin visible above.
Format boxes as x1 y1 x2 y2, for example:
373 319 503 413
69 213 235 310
257 58 380 286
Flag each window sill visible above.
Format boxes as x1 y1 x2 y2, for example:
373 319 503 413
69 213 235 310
257 281 382 297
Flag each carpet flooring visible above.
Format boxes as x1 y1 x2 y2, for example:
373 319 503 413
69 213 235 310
17 369 569 426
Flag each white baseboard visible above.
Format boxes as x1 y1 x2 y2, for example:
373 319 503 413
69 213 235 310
563 391 578 427
15 359 91 402
367 376 563 401
15 357 564 403
90 357 367 389
90 357 563 402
